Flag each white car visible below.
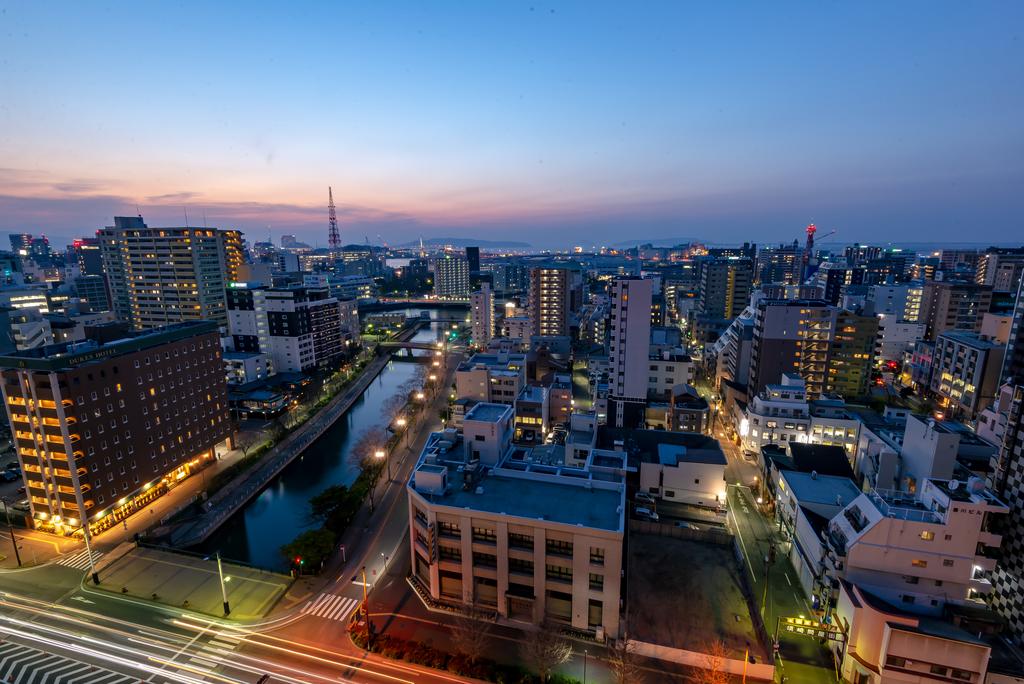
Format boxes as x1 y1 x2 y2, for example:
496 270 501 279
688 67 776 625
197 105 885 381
675 521 700 531
634 507 659 522
634 491 657 506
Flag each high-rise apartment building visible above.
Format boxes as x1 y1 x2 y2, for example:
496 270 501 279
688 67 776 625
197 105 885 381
98 216 244 329
930 331 1005 418
0 321 233 536
433 253 471 299
749 299 876 400
608 277 652 428
226 281 358 374
696 257 753 321
755 241 802 285
71 238 104 277
976 247 1024 294
813 263 865 305
471 283 494 348
528 264 584 338
465 246 481 273
1001 277 1024 386
922 281 993 341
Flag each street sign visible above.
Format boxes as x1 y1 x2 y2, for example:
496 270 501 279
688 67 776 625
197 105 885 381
778 616 844 643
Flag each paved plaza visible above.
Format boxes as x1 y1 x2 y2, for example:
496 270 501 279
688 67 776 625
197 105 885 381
95 545 292 621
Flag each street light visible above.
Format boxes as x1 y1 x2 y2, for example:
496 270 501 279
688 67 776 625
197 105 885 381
216 551 230 616
0 498 21 567
415 392 425 401
375 448 390 482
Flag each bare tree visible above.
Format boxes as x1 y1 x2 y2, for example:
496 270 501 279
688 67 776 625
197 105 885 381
689 640 732 684
237 431 260 458
607 638 643 684
450 604 493 665
521 623 573 683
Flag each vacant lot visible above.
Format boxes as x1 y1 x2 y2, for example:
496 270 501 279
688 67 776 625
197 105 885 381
629 532 765 660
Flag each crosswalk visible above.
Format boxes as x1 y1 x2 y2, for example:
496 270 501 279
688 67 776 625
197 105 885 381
54 548 103 570
300 592 361 622
182 630 244 673
0 641 138 684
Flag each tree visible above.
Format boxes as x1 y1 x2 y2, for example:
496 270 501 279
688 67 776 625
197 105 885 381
351 429 388 512
309 485 350 522
450 604 493 665
689 640 731 684
521 623 573 683
279 528 336 571
237 432 261 458
607 638 643 684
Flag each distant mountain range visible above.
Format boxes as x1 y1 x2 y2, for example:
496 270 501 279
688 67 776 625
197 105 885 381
394 237 532 248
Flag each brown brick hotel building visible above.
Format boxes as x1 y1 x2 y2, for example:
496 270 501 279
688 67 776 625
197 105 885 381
0 321 234 536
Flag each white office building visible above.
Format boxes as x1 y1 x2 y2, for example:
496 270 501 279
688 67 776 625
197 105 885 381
471 283 494 348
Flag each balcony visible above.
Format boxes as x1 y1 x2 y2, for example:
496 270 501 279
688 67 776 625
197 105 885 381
970 576 994 594
974 555 998 573
978 531 1002 548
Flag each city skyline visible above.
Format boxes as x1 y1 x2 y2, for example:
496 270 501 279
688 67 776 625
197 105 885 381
2 2 1022 248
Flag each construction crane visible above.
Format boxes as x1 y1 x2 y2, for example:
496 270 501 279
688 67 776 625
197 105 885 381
328 187 341 253
800 223 838 282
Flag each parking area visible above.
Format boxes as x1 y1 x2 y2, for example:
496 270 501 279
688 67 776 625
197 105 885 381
95 545 292 620
628 531 767 662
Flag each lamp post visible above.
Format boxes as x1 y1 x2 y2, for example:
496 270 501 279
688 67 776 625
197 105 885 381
396 417 407 449
81 522 99 585
1 498 21 568
216 551 230 616
583 648 588 684
375 448 389 483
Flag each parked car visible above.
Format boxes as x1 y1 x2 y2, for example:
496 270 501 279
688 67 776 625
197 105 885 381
0 471 19 482
3 461 18 471
634 507 659 522
675 521 700 531
634 491 657 506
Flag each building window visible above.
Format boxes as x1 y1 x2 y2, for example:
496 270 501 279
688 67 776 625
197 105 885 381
509 558 534 576
589 547 605 566
472 527 496 544
546 539 573 557
473 552 497 568
589 573 604 591
919 531 935 541
508 532 533 550
885 656 906 668
545 564 572 583
943 559 954 567
911 559 927 568
438 546 461 562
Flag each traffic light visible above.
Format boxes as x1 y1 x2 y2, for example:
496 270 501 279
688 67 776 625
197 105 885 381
294 556 303 566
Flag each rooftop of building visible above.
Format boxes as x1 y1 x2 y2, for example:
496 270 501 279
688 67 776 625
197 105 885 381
936 330 1005 349
780 471 860 507
223 351 266 361
597 427 724 468
769 443 856 481
516 385 546 403
0 321 219 371
464 402 513 424
411 432 623 532
841 580 989 646
457 351 527 373
657 443 727 467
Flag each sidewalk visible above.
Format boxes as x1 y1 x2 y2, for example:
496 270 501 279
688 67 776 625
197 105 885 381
0 526 78 569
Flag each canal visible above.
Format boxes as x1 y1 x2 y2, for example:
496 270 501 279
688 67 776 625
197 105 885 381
201 310 454 570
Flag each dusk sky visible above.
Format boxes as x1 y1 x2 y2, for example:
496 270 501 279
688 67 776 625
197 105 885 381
1 2 1021 249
